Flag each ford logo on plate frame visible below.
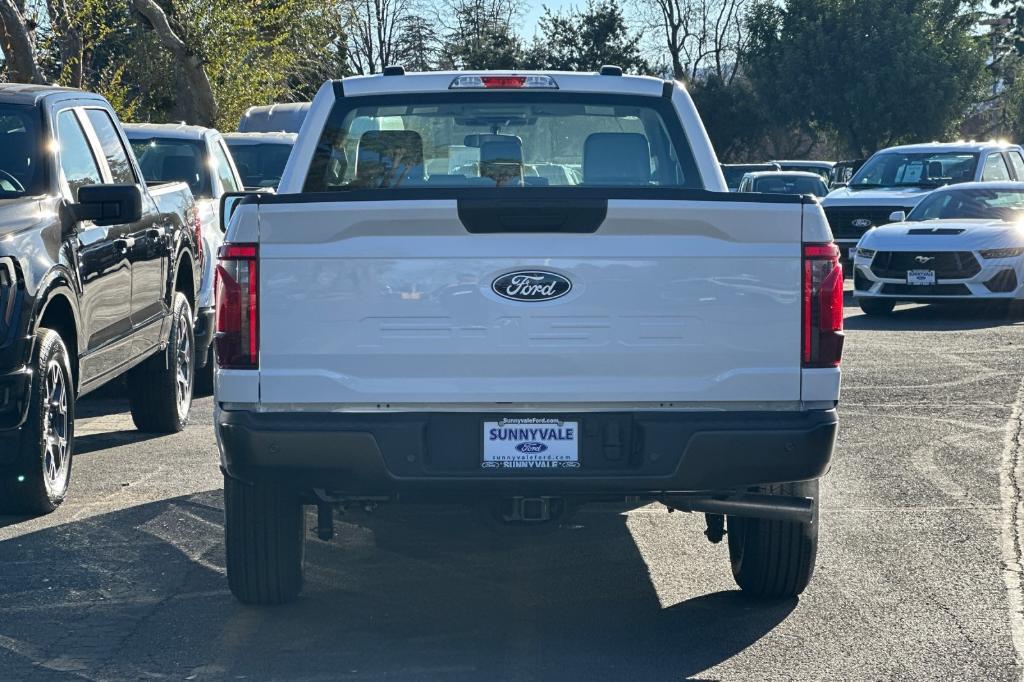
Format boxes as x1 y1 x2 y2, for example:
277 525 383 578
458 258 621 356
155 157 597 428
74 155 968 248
492 270 572 302
515 442 549 453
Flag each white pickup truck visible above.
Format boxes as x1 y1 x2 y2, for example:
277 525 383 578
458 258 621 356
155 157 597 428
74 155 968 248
215 69 844 605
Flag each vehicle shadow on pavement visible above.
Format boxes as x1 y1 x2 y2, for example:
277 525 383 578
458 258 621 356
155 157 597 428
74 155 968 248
0 491 796 681
844 302 1024 331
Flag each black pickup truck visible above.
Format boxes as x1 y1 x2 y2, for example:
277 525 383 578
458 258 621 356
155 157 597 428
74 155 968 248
0 85 200 515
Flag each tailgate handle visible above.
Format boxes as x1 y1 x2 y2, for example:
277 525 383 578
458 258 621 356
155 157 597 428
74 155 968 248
457 198 607 234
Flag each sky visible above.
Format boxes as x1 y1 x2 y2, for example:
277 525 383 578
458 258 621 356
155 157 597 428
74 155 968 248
521 0 579 40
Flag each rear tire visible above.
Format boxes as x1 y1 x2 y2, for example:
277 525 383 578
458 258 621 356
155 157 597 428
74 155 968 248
224 475 305 605
0 328 74 515
727 480 818 598
858 298 895 316
127 293 194 433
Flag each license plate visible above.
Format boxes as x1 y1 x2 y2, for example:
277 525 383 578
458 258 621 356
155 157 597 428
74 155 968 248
906 269 936 285
848 247 858 260
482 418 580 469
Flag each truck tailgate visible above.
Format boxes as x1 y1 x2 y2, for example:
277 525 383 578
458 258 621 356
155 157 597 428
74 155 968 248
255 198 804 406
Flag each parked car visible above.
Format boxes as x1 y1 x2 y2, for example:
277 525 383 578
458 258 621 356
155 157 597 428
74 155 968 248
215 70 843 605
124 123 244 392
237 102 310 133
222 132 297 190
822 141 1024 263
852 182 1024 314
829 158 865 188
0 86 200 515
738 170 829 197
771 160 834 182
720 162 780 191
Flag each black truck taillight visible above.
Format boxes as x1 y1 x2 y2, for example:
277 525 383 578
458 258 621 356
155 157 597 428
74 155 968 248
215 243 258 369
802 243 844 368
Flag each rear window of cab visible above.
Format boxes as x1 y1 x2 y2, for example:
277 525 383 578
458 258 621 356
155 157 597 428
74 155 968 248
302 92 702 193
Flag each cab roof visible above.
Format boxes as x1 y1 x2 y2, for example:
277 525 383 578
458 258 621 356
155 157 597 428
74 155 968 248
772 159 835 168
743 170 825 180
0 83 105 106
123 122 217 140
337 71 669 98
222 131 297 144
880 141 1022 154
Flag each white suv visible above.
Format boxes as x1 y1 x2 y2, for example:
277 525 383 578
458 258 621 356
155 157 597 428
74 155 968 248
215 69 843 604
822 141 1024 262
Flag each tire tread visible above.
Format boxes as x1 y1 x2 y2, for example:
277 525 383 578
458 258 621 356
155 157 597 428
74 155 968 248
224 475 304 605
728 480 818 598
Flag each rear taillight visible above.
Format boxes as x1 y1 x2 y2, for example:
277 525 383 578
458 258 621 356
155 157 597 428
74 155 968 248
802 243 844 368
215 243 258 369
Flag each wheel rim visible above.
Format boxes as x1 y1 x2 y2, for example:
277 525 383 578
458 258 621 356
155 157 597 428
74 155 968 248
41 359 70 494
175 317 193 421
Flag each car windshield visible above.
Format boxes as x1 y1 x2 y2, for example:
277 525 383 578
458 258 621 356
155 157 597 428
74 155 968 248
128 137 212 197
753 175 828 196
907 187 1024 221
225 142 293 189
849 151 978 189
304 92 700 192
0 105 43 197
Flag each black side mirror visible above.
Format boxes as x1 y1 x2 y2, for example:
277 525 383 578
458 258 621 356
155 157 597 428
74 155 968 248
70 184 142 226
219 191 260 232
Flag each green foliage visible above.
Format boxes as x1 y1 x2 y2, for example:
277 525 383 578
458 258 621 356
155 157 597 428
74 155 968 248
440 0 523 69
524 0 648 73
689 76 767 161
744 0 986 156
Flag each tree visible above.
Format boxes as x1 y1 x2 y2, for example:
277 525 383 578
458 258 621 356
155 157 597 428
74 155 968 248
129 0 217 125
689 74 767 160
743 0 985 156
636 0 749 83
439 0 522 69
525 0 648 73
397 14 438 70
347 0 413 74
0 0 44 83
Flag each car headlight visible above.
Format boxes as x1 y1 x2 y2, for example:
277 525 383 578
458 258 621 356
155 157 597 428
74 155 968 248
979 247 1024 259
856 247 876 259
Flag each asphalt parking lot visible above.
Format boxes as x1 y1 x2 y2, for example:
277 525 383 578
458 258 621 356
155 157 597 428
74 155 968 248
1 291 1024 681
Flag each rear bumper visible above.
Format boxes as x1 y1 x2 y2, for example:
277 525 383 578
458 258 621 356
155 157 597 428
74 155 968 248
216 408 838 496
194 306 215 366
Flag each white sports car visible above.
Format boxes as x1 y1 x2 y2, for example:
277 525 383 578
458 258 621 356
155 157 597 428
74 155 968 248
853 182 1024 315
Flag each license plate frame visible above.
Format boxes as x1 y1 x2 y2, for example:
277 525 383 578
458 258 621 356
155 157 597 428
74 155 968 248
482 418 580 470
906 269 936 286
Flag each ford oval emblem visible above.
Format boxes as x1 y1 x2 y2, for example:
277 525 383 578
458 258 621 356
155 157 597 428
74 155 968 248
492 271 571 302
515 442 548 453
852 218 873 228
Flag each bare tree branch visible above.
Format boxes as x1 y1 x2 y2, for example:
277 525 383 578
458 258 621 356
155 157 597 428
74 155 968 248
129 0 217 125
0 0 44 83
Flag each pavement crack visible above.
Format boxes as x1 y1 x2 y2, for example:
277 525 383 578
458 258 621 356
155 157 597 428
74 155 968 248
998 373 1024 673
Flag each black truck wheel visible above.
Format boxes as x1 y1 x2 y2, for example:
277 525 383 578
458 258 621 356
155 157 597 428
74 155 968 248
0 328 74 515
858 298 895 316
127 293 194 433
727 480 819 598
224 475 305 605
